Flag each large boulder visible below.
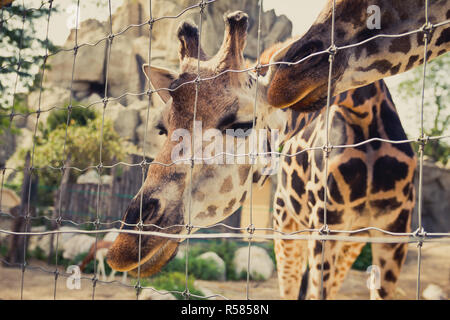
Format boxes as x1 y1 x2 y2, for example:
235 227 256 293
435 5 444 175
28 226 79 257
61 234 97 260
233 246 274 281
422 284 448 300
42 0 292 106
411 160 450 233
46 19 108 87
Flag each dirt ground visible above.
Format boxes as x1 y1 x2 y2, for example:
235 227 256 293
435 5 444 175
0 243 448 300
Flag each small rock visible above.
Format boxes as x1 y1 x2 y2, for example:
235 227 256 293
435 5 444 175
138 288 177 300
422 284 448 300
233 246 274 281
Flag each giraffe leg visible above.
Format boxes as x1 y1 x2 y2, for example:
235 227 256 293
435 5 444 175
370 241 408 300
327 241 366 299
369 207 412 300
273 206 308 300
306 238 341 300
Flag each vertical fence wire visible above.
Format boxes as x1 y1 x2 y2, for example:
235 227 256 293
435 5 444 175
17 0 32 300
8 0 26 125
415 0 430 301
134 0 154 301
49 0 81 300
245 0 263 301
183 0 206 300
91 0 115 300
319 0 336 300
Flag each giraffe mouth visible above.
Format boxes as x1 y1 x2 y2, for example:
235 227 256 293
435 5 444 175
127 240 180 277
106 232 180 277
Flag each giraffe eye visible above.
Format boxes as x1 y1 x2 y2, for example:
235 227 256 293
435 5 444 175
224 121 254 135
156 123 168 136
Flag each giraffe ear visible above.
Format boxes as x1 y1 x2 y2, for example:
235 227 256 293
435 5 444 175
142 64 179 104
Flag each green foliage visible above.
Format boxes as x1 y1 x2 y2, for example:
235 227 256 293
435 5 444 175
0 244 8 257
0 3 57 131
398 54 450 164
161 252 222 281
207 240 239 280
352 243 372 271
139 272 204 300
29 246 46 261
45 106 97 133
31 110 125 187
159 240 241 281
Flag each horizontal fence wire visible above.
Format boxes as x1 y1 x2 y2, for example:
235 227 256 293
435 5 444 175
0 0 449 300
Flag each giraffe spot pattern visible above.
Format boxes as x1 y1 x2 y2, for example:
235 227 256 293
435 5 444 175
372 156 408 193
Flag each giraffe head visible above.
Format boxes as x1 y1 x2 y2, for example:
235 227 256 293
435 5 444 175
267 0 450 111
107 11 283 276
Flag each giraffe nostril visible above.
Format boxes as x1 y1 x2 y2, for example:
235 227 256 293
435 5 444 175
123 197 160 228
140 198 160 223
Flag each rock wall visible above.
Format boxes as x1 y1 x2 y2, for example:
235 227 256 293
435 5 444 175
412 161 450 233
44 0 292 106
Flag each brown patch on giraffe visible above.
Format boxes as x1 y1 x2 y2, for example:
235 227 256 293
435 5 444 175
384 270 397 283
378 287 388 299
223 198 236 216
219 176 233 193
388 36 411 54
238 166 250 185
393 245 406 268
239 191 247 204
196 205 218 220
194 190 206 202
313 241 322 256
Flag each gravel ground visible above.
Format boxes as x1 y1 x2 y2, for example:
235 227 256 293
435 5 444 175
0 243 448 300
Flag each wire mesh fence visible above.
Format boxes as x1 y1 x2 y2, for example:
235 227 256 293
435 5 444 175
0 0 449 300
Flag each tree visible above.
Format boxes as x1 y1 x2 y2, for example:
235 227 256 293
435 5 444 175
397 54 450 165
0 2 56 133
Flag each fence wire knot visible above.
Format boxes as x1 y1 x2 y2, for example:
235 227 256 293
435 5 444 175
182 288 191 299
246 224 255 235
185 223 193 233
134 281 142 296
322 143 333 156
421 22 434 38
198 0 207 12
319 224 330 235
92 275 98 287
254 63 263 76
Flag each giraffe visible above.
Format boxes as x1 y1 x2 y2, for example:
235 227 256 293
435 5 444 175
266 0 450 111
107 12 416 299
